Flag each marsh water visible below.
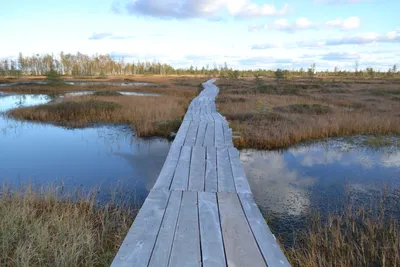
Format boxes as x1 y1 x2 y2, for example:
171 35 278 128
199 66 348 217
0 92 171 204
0 81 152 87
1 90 399 244
241 138 400 245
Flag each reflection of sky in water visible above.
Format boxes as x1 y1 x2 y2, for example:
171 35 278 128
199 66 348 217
241 139 400 238
0 94 51 112
0 93 171 204
0 81 151 87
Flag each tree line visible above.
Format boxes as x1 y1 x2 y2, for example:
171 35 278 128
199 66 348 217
0 52 398 79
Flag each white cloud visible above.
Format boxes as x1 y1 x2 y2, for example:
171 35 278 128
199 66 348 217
315 0 370 4
251 16 360 32
115 0 288 19
240 150 316 215
253 29 400 48
326 16 360 30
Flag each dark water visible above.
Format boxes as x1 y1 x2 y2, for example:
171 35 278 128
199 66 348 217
0 93 170 204
0 81 152 87
241 138 400 245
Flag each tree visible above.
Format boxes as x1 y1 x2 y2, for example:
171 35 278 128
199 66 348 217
366 67 375 78
355 60 359 76
275 68 285 84
308 63 316 84
393 64 397 73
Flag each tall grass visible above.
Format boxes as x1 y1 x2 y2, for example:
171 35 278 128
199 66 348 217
217 78 400 149
0 184 136 267
9 94 191 137
285 205 400 266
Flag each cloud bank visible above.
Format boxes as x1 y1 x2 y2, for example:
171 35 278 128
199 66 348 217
113 0 288 19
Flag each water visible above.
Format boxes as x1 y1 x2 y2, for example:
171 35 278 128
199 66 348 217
63 91 161 97
0 81 152 87
241 138 400 244
0 92 170 204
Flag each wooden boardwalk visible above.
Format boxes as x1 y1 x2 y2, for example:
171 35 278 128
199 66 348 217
111 79 290 267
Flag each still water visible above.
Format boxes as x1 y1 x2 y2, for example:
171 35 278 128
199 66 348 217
241 138 400 244
0 93 170 203
0 81 152 87
1 91 399 243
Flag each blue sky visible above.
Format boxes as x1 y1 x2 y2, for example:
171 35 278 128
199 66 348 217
0 0 399 70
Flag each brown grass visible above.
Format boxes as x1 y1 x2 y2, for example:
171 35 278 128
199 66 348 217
216 77 400 149
285 205 400 266
0 184 136 267
7 76 205 137
0 75 204 98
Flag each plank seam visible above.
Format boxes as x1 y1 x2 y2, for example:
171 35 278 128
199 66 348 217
196 192 204 266
216 192 229 267
146 190 173 267
166 191 184 267
166 146 182 190
237 193 269 267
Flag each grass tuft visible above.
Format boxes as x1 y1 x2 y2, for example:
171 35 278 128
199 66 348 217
285 205 400 267
0 184 136 267
93 91 123 97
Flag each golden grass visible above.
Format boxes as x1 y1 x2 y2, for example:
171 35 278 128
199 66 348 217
285 205 400 266
0 184 136 267
217 78 400 149
9 94 190 137
7 76 205 137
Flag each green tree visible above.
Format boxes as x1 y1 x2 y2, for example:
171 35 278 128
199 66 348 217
308 63 316 85
366 67 375 78
45 66 63 84
275 68 286 84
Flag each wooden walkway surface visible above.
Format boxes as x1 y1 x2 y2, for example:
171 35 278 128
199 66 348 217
111 79 290 267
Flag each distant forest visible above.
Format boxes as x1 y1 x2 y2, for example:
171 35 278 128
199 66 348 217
0 52 398 79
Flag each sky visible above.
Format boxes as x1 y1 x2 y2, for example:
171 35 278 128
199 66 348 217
0 0 399 70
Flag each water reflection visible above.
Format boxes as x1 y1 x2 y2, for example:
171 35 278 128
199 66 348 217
0 92 171 204
241 138 400 241
0 81 152 87
0 94 51 112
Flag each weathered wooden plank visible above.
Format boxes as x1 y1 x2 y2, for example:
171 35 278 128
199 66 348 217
199 192 227 267
184 121 199 147
218 192 267 267
239 193 291 267
195 121 207 146
168 191 201 267
111 189 170 267
173 120 191 146
205 147 217 192
217 148 236 193
224 127 233 146
148 191 183 267
214 120 225 147
189 146 206 191
203 122 215 147
153 145 181 189
170 146 191 191
228 147 252 194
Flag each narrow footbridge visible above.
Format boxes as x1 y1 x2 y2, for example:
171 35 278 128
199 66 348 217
111 79 290 267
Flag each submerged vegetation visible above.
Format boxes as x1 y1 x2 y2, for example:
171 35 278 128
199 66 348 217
0 185 136 267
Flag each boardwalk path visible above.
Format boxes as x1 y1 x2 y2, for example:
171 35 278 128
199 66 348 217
111 79 290 267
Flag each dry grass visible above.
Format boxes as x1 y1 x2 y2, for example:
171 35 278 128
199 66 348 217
216 78 400 149
0 75 204 98
285 205 400 266
7 76 205 137
0 184 136 267
9 94 190 137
